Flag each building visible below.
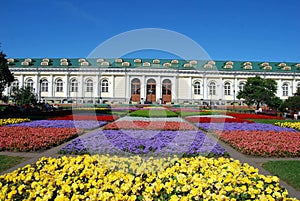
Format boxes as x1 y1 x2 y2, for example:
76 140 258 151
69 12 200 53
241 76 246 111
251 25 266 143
5 58 300 106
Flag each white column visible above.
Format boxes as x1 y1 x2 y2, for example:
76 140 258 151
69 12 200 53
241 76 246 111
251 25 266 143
157 76 161 101
49 75 53 98
292 78 297 95
20 75 24 88
64 74 69 98
94 74 99 98
111 75 115 98
277 79 282 98
218 78 223 101
79 75 84 100
203 76 207 99
189 76 193 100
141 75 145 99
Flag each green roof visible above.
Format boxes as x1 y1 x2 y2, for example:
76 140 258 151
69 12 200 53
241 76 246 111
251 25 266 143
7 58 300 73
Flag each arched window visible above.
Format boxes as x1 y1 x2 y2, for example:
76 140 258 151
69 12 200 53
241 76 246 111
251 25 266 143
131 78 140 95
209 82 216 95
282 83 289 96
86 79 93 92
26 79 34 92
10 79 19 94
224 82 231 95
56 79 63 92
238 82 245 91
70 79 78 92
101 79 108 93
41 79 48 92
193 81 201 95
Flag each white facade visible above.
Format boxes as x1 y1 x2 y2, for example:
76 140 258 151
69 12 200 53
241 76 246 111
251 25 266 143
5 58 300 105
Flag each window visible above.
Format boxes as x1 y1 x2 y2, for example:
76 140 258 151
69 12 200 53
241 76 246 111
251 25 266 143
101 79 108 93
193 81 201 95
162 79 171 95
282 83 289 96
10 80 19 94
296 83 300 94
131 78 140 95
86 79 93 92
209 82 216 95
26 79 34 92
56 79 63 92
238 82 245 91
224 82 231 95
70 79 78 92
41 79 48 92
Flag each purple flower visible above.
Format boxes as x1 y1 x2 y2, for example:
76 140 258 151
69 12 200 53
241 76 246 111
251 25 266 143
60 129 227 157
196 122 297 132
6 120 107 130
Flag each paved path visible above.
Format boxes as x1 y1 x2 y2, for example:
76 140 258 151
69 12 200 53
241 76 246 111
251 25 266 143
1 120 300 199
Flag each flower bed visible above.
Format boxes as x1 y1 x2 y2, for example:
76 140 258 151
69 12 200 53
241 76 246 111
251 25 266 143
215 130 300 157
0 155 298 200
104 121 196 130
0 127 83 151
185 117 253 123
275 122 300 131
60 130 226 156
196 122 297 132
227 113 283 120
0 118 30 126
48 115 118 122
5 120 107 130
129 109 178 118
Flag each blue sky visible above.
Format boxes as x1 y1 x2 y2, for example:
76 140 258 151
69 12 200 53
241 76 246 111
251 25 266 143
1 0 300 62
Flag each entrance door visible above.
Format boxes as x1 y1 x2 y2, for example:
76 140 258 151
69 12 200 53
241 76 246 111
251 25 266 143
131 78 140 102
162 79 172 103
146 79 156 103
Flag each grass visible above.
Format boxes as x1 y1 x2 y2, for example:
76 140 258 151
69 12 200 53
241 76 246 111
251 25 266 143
249 119 295 124
178 111 227 117
262 160 300 191
129 109 178 117
0 155 26 173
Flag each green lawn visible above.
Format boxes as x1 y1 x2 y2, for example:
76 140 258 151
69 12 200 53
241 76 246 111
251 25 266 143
262 160 300 191
0 155 26 174
129 109 178 117
249 119 295 124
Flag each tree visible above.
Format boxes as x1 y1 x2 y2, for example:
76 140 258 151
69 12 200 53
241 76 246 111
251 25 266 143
0 51 14 100
237 76 278 109
12 86 37 105
280 90 300 112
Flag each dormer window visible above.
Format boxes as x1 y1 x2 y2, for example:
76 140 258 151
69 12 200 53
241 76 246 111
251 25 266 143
100 61 110 67
41 61 49 66
189 60 197 65
171 60 178 64
61 61 69 66
143 62 151 67
204 64 213 69
261 62 269 66
153 59 160 64
115 58 123 63
208 60 215 65
226 61 234 65
278 63 286 67
7 58 14 63
60 58 68 62
78 58 86 63
122 62 130 67
244 65 252 70
25 58 32 63
243 61 252 66
80 61 89 66
264 66 272 70
134 59 142 63
184 63 191 67
223 64 233 69
283 66 291 71
42 58 50 62
163 63 171 67
97 58 104 63
21 61 29 66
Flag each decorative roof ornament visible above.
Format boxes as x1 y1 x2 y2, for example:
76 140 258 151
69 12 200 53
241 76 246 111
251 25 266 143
97 58 104 63
134 59 142 63
143 62 151 67
153 59 160 64
122 62 130 67
163 62 171 67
